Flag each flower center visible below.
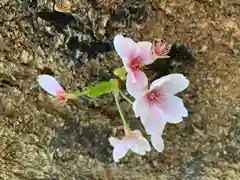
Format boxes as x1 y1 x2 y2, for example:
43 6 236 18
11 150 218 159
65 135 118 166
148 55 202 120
147 91 161 104
124 131 137 140
129 56 141 71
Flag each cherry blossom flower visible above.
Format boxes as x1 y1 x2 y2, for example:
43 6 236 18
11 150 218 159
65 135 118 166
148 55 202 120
37 74 66 103
152 39 171 58
109 129 151 162
133 74 189 135
113 34 153 98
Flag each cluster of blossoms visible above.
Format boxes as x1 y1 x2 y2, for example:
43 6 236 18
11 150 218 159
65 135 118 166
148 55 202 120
37 34 189 162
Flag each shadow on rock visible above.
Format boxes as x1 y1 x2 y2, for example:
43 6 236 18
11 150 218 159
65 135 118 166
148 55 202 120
109 0 148 25
66 36 113 63
148 43 196 80
50 119 113 164
37 11 83 31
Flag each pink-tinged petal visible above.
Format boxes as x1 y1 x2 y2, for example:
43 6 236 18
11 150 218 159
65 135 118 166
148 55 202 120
138 137 151 152
37 75 64 96
146 103 165 121
129 137 150 155
159 95 188 124
129 140 146 155
137 41 153 65
140 114 166 135
131 130 151 152
126 71 148 98
109 137 121 147
151 135 164 152
112 141 129 162
113 34 138 68
150 74 189 95
132 93 149 118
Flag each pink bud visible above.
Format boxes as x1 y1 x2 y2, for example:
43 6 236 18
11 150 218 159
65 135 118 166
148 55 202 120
152 39 170 56
37 75 66 102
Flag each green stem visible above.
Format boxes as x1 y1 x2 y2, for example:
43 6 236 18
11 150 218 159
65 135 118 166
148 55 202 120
113 91 129 133
62 91 88 99
119 91 133 104
74 91 88 96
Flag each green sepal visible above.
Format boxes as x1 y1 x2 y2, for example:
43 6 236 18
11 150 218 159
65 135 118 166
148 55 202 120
113 67 127 81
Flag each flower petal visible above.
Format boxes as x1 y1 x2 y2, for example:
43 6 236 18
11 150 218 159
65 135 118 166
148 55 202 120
132 93 149 118
132 129 142 137
113 34 138 68
138 137 151 152
112 141 129 162
126 71 148 98
137 100 167 135
137 41 153 65
109 137 121 147
151 135 164 152
132 130 151 152
129 137 150 155
150 74 189 95
159 95 188 124
129 144 146 155
141 116 166 135
37 75 64 96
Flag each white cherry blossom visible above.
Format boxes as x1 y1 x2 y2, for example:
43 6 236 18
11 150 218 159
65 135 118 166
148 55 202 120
133 74 189 135
109 129 151 162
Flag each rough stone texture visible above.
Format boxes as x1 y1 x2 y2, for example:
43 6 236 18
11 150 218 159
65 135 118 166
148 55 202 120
0 0 239 179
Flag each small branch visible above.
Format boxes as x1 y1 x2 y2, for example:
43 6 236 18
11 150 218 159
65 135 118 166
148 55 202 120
113 91 129 133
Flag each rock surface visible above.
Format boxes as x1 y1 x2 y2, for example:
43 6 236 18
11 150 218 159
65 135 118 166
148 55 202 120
0 0 239 179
